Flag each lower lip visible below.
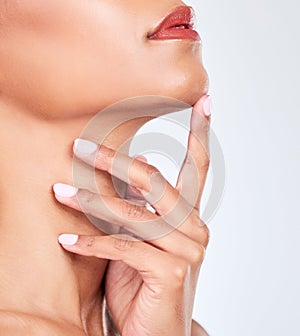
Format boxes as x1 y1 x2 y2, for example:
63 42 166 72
149 27 201 41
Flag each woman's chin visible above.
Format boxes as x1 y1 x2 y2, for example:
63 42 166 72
157 67 209 107
183 73 209 106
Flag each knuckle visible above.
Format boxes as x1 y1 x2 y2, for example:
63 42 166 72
144 165 162 191
113 236 135 251
77 190 103 217
101 146 115 160
145 164 160 178
185 151 193 165
79 190 97 205
85 236 96 249
189 243 206 264
201 122 210 134
121 201 145 220
171 261 189 287
96 146 115 169
199 158 210 174
191 215 210 248
200 224 210 248
77 190 99 215
190 211 202 225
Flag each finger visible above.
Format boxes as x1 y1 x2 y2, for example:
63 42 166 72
71 135 209 241
57 233 194 287
124 155 148 205
176 95 211 210
53 183 209 251
53 183 173 240
73 140 195 229
53 182 195 247
73 138 167 198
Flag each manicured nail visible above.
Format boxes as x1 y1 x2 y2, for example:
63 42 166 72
58 234 79 245
134 155 148 163
193 95 212 117
53 183 78 197
203 95 212 117
74 138 98 156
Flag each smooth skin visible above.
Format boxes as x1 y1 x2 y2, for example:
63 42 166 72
0 0 207 119
0 0 209 335
54 95 211 336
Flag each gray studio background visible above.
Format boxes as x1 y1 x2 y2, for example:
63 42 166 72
131 0 300 335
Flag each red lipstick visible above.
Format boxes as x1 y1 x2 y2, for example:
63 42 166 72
148 6 200 42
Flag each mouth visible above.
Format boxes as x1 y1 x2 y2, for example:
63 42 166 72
147 6 201 42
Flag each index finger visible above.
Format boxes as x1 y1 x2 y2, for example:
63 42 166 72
175 95 211 211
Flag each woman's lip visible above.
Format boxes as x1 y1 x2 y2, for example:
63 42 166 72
147 6 200 41
148 27 200 41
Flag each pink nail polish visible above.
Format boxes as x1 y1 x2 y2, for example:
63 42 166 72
53 183 78 197
74 138 98 156
134 155 148 163
203 96 212 117
58 234 78 245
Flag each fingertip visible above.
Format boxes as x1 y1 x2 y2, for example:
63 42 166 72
58 234 79 246
133 155 148 163
73 138 98 157
53 183 78 198
203 96 212 117
193 95 211 118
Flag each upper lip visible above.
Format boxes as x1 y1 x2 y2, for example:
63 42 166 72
147 6 196 39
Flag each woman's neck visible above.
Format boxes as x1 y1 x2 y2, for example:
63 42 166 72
0 100 152 333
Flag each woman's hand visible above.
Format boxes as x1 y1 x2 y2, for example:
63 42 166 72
53 95 211 336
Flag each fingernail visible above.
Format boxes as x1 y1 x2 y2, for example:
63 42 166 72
74 138 98 156
194 95 212 117
58 234 78 245
203 96 212 117
53 183 78 197
134 155 148 163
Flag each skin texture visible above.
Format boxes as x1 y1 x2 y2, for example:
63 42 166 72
54 96 211 336
0 0 209 335
0 0 208 119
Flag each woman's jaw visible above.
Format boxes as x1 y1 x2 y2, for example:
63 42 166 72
0 0 209 331
0 0 208 120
